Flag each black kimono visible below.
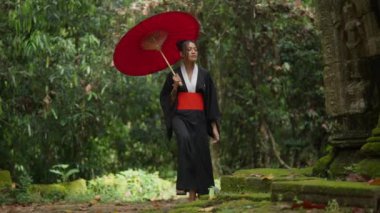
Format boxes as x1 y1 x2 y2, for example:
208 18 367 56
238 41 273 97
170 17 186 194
160 66 220 195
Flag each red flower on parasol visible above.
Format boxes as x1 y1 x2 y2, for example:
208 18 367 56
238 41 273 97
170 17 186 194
113 11 200 76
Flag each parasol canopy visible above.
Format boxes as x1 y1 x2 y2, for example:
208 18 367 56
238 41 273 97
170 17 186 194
113 11 200 76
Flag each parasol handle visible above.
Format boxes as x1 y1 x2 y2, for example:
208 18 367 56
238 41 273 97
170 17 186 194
159 50 183 86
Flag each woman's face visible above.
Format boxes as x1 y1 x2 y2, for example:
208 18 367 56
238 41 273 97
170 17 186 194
181 42 198 63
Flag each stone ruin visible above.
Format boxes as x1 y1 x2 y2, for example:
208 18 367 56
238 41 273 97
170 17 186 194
315 0 380 177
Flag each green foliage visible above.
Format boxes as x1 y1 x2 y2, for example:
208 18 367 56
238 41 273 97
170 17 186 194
86 169 175 202
0 0 328 183
49 164 79 183
190 0 327 170
0 167 39 204
356 158 380 178
0 0 174 183
312 153 334 177
326 199 342 213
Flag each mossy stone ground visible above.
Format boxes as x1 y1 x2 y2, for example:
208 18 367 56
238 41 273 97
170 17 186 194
2 168 379 212
221 167 316 193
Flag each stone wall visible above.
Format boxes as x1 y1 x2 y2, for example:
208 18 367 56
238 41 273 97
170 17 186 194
315 0 380 177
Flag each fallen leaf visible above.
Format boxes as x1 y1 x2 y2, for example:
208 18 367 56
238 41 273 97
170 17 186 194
352 207 365 213
368 178 380 185
292 200 325 210
202 206 214 212
261 174 274 181
304 200 325 209
346 173 368 182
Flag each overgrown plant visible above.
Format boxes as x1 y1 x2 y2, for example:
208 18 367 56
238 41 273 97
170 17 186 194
325 199 341 213
86 169 175 202
49 164 79 183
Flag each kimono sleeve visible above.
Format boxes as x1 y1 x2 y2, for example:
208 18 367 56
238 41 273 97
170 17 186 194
204 72 221 137
160 73 176 139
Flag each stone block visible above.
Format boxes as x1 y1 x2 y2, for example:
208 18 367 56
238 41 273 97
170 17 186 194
221 168 314 193
271 179 380 210
221 175 272 193
328 149 364 177
29 183 67 199
62 178 87 195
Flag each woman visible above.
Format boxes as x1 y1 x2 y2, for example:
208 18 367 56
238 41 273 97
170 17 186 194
160 40 220 201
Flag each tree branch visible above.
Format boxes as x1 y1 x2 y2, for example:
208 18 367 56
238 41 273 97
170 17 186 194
262 120 291 169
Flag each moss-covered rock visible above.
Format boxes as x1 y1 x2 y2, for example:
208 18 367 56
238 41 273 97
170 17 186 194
221 175 272 193
221 168 315 193
28 183 67 199
356 158 380 178
371 127 380 136
0 170 12 190
271 179 380 209
312 152 333 177
62 178 87 195
232 168 312 177
328 149 363 178
366 136 380 143
28 179 87 199
360 142 380 157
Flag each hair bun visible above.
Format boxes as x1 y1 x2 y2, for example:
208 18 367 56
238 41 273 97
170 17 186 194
176 40 186 52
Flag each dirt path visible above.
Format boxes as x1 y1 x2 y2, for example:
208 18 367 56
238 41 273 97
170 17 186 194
0 199 186 213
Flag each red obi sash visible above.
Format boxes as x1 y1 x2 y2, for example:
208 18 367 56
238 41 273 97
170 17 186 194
177 92 204 110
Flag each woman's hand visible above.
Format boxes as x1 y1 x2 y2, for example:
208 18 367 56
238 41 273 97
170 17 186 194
170 74 181 103
211 122 220 144
172 74 182 89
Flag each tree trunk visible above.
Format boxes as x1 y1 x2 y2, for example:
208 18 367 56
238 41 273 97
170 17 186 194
260 119 291 169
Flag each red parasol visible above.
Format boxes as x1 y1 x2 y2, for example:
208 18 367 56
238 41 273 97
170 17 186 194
113 11 200 76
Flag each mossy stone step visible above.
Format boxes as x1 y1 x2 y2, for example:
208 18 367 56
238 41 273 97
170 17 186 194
221 168 315 193
271 179 380 210
0 170 12 190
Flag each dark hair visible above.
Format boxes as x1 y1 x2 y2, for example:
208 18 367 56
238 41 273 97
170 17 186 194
176 40 195 52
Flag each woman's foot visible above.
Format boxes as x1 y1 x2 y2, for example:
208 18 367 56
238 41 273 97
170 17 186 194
188 190 197 201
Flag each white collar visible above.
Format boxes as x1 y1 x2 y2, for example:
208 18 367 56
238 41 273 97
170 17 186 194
180 63 198 93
